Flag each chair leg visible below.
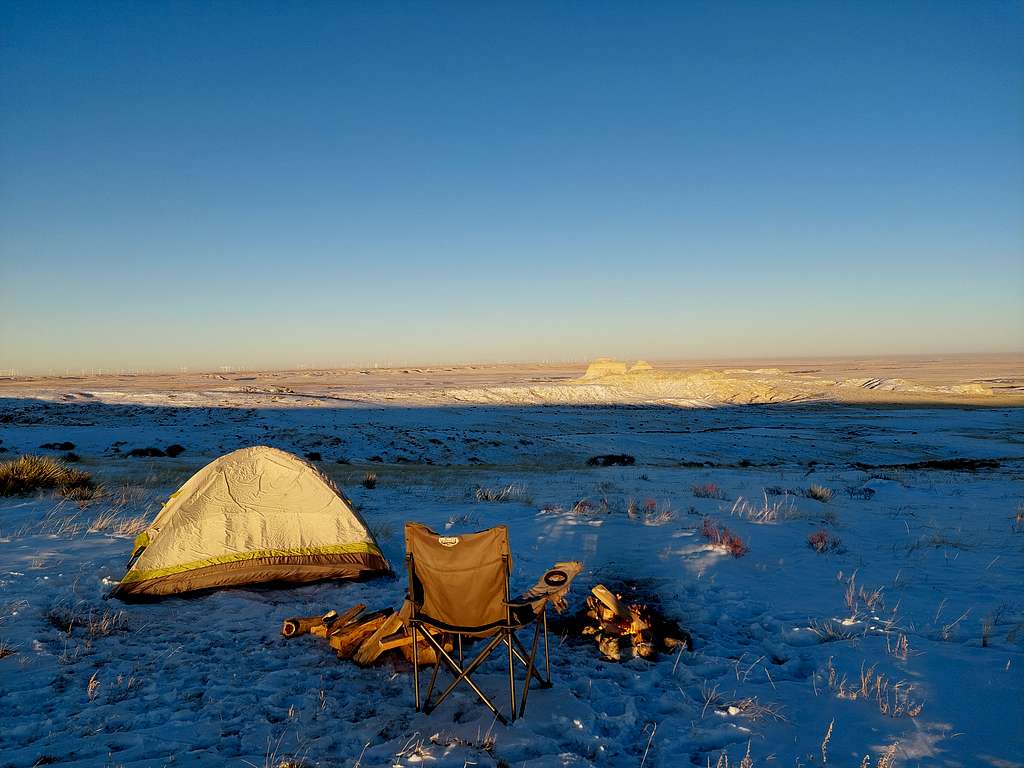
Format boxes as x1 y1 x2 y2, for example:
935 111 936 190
543 607 551 683
519 618 543 717
423 632 443 708
509 634 552 688
423 629 508 724
411 622 421 711
507 629 517 722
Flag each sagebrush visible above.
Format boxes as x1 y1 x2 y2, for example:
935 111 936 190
0 455 100 500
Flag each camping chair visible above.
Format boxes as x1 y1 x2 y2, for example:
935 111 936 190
404 522 573 724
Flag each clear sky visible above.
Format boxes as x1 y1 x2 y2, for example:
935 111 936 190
1 1 1022 374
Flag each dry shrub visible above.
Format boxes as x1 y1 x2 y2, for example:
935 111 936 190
0 638 15 659
474 483 531 504
702 517 748 557
629 498 674 525
806 484 834 503
571 498 595 515
0 455 100 500
361 472 377 489
692 483 727 500
45 603 128 638
808 529 843 554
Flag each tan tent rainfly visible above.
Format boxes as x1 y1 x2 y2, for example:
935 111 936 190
111 446 389 598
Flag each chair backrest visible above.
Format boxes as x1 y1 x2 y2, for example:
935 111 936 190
405 522 511 631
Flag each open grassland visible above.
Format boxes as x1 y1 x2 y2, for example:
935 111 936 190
0 368 1021 767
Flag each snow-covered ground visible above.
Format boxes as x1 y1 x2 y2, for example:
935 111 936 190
1 388 1022 767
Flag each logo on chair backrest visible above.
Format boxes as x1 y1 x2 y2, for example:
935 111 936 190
438 536 460 547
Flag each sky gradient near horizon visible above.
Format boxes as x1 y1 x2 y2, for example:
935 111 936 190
1 1 1022 374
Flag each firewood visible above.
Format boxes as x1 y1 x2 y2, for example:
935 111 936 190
591 585 628 620
598 634 621 662
281 609 338 638
399 638 438 666
326 604 367 636
396 626 450 666
352 612 405 666
330 609 393 659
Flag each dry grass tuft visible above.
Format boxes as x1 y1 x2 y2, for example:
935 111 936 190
808 529 843 554
820 718 834 764
361 472 378 489
0 455 101 500
808 619 860 643
88 509 149 536
702 517 748 557
731 491 795 523
824 658 923 718
0 638 16 659
716 695 787 723
87 671 100 701
570 498 598 515
886 632 910 660
46 603 129 638
710 742 754 768
806 484 834 503
692 482 728 500
842 571 884 619
474 483 531 504
427 727 498 758
873 742 899 768
628 497 675 525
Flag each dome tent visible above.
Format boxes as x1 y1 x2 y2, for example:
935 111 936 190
111 446 389 598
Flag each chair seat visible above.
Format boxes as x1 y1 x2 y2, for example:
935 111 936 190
415 602 536 635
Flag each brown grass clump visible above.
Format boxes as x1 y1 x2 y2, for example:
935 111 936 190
360 472 377 489
0 455 100 500
806 484 834 503
474 483 531 504
0 638 16 659
808 529 843 553
46 603 128 638
692 483 727 500
702 517 748 557
571 498 595 515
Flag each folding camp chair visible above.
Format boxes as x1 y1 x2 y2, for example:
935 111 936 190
404 522 569 724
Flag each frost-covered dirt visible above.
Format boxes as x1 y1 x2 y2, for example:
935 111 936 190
1 386 1022 767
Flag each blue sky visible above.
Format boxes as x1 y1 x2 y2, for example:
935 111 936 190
1 1 1021 373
